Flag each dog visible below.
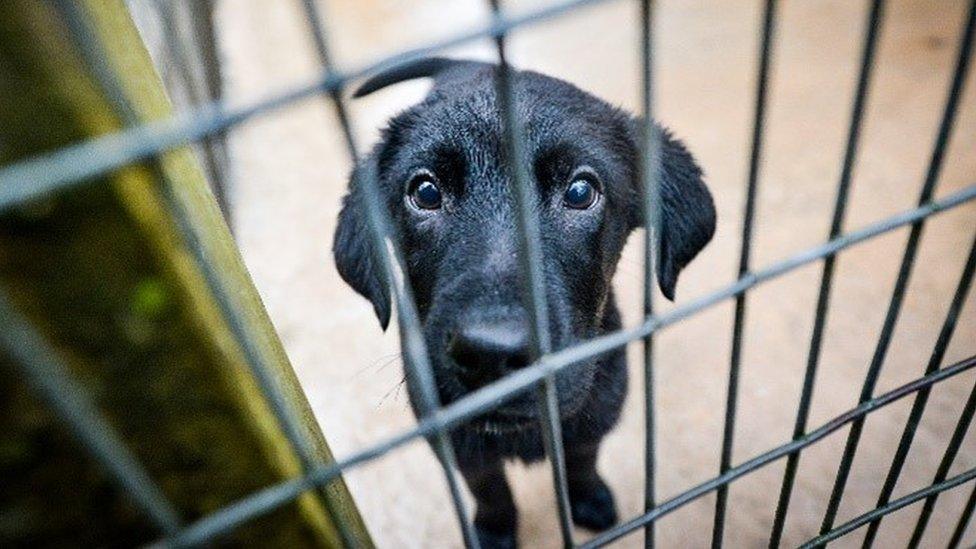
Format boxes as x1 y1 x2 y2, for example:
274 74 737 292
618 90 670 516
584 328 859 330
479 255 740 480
333 57 715 548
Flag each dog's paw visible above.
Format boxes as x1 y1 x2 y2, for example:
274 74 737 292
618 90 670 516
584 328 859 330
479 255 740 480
570 480 618 531
475 524 517 549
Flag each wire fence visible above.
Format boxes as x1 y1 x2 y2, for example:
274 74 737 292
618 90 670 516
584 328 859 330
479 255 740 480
1 0 976 547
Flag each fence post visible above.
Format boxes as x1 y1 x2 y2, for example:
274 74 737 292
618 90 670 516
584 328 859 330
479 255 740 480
0 1 370 546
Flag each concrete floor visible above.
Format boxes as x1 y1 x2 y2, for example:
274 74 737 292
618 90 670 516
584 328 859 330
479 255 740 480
217 0 976 546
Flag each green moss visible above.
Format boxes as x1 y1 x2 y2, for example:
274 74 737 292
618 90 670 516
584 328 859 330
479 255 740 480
131 278 171 319
0 117 326 549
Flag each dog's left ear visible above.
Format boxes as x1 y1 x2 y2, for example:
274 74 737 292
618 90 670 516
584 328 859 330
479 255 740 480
333 156 392 330
629 123 716 300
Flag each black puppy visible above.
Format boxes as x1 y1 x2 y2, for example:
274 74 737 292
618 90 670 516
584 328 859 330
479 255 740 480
334 58 715 547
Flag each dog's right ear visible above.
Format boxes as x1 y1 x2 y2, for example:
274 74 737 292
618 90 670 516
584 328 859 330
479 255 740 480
333 156 392 330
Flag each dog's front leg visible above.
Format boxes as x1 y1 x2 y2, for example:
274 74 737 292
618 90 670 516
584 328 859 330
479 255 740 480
461 461 517 549
566 443 618 531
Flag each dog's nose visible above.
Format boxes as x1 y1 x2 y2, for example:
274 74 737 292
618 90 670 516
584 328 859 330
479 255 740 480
448 321 532 391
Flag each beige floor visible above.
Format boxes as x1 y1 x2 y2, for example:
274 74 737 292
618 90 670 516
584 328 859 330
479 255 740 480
216 0 976 546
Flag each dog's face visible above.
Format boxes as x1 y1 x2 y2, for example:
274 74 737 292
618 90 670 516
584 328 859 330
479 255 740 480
334 59 714 431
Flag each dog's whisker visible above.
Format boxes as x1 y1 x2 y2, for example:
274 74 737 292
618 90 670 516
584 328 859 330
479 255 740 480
377 376 407 409
351 352 403 380
376 354 403 374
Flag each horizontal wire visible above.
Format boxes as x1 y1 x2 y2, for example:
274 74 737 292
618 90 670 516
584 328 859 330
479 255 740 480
487 0 575 544
162 350 976 547
819 0 976 533
948 482 976 548
863 228 976 547
49 4 363 546
906 332 976 548
8 0 972 544
714 1 777 545
799 466 976 548
581 354 976 548
0 290 183 535
297 1 478 546
768 0 882 544
154 182 976 546
0 0 614 213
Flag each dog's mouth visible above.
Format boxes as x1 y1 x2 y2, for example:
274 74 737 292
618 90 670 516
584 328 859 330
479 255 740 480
428 326 601 431
469 407 537 435
472 416 534 435
458 367 598 435
443 383 540 434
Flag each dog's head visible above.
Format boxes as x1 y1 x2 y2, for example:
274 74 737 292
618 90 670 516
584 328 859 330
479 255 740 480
334 58 714 429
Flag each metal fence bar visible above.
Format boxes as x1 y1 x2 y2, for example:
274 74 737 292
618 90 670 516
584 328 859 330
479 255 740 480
799 466 976 548
297 1 479 547
160 350 976 547
819 1 976 534
0 0 614 213
53 4 363 543
155 176 975 545
768 1 885 544
161 414 430 547
486 1 575 545
580 354 976 548
184 0 232 202
712 2 776 546
299 0 358 160
290 2 379 546
152 174 976 544
18 1 973 543
346 101 484 549
155 0 231 219
0 290 182 535
637 1 661 548
948 483 976 549
862 230 976 547
905 346 976 546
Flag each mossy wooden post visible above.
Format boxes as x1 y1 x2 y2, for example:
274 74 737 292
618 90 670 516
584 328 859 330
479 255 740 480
0 1 371 546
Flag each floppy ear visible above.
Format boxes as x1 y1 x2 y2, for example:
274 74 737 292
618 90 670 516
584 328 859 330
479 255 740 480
333 156 392 330
632 124 716 300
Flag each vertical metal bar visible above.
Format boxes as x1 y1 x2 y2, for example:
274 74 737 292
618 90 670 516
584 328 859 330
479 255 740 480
156 0 232 222
485 2 575 546
0 290 182 535
54 2 366 545
818 1 976 537
0 0 612 208
947 483 976 549
904 370 976 548
298 2 479 547
156 1 207 106
862 230 976 548
768 1 884 545
896 318 976 548
579 355 976 548
637 1 661 548
796 467 976 549
711 1 776 547
299 0 358 159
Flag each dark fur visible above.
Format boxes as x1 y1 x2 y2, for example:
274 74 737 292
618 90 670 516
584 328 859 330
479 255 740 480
334 58 715 547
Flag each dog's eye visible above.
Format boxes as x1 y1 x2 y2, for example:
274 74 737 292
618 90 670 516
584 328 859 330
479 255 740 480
563 177 599 209
408 174 442 210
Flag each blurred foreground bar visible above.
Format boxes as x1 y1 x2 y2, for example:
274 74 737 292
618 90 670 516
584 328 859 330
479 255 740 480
0 1 370 546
